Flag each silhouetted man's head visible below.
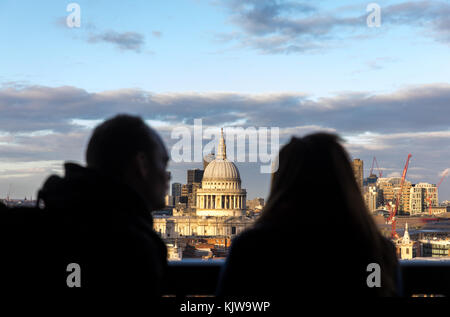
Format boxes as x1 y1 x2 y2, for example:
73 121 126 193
86 114 169 211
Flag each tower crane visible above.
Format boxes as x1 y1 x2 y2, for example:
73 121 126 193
370 156 383 178
426 169 449 215
388 154 412 238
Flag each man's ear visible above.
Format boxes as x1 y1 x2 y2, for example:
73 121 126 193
135 152 150 179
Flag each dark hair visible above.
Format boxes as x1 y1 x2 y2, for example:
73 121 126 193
86 114 159 174
259 133 359 224
258 132 397 295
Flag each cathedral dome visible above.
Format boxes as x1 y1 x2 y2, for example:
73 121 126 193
201 128 242 191
202 128 240 182
203 158 240 181
197 128 246 217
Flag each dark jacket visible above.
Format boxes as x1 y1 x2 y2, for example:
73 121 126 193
2 163 167 296
217 220 398 300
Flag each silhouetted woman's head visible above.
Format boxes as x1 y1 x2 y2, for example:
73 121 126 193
260 133 366 225
258 132 397 296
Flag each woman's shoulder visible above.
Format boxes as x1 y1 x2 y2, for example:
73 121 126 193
234 222 275 240
230 222 284 255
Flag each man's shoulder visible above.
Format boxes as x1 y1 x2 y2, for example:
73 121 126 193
110 211 167 257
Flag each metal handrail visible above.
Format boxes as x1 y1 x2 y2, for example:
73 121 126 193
163 259 450 297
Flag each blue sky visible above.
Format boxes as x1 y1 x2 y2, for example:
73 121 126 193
1 0 450 201
2 0 449 95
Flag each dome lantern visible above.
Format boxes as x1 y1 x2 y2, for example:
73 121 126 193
217 128 226 160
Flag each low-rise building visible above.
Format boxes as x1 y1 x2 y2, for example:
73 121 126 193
420 239 450 257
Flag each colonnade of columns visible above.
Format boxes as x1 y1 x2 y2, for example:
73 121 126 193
197 194 245 210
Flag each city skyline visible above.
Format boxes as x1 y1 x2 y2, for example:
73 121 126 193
1 0 450 200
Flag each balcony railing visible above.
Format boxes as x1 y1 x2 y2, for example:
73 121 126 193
163 259 450 297
400 260 450 296
164 259 224 296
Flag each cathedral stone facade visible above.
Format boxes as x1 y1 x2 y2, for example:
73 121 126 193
153 128 252 240
196 128 246 217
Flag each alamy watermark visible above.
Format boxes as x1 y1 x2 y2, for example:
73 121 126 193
367 3 381 27
366 262 381 288
66 262 81 287
66 3 81 28
170 119 279 174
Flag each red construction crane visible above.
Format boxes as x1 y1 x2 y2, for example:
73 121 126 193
388 154 412 238
426 169 449 215
438 170 449 188
369 156 383 178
